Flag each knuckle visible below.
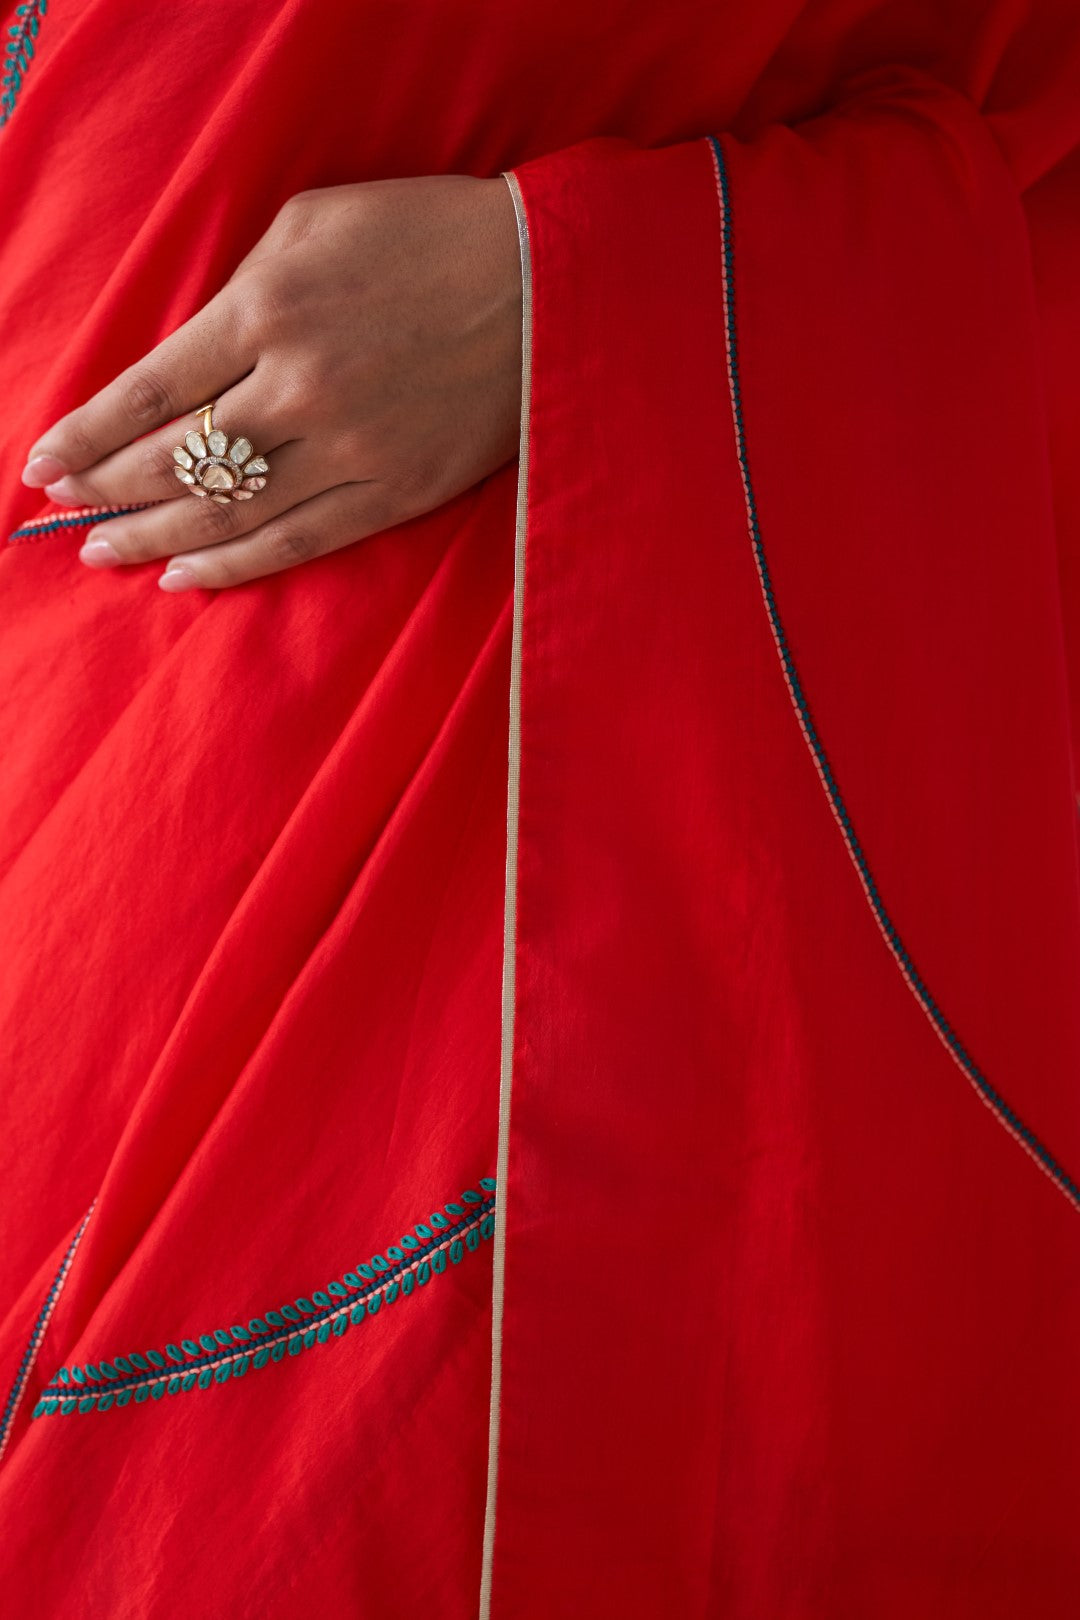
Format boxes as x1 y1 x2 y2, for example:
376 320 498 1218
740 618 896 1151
276 189 322 232
358 483 405 536
58 419 102 468
387 459 438 507
277 358 329 417
196 494 244 540
114 533 153 565
95 523 144 564
146 440 182 482
235 268 289 341
122 367 174 426
281 189 313 214
264 520 318 567
194 554 242 589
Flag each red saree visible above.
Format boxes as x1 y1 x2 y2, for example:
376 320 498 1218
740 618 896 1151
2 2 1079 1615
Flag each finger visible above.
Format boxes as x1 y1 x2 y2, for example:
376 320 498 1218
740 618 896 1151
45 372 283 511
155 482 402 592
76 436 308 569
22 284 256 486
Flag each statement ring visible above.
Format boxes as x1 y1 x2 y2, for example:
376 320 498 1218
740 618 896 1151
171 402 269 504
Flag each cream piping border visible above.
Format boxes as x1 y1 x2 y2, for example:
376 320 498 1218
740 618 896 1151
479 169 532 1620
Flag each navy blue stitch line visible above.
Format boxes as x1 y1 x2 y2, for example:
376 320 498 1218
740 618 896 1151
7 504 150 543
42 1197 495 1398
0 1208 90 1449
707 132 1080 1210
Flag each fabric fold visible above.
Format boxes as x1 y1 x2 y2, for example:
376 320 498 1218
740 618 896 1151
486 80 1080 1617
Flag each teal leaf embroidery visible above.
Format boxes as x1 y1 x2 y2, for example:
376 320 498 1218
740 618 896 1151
32 1180 496 1418
0 0 47 130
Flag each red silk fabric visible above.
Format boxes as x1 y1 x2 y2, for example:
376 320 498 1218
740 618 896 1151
1 2 1078 1615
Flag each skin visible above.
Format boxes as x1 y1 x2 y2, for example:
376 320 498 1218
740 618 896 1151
20 175 524 592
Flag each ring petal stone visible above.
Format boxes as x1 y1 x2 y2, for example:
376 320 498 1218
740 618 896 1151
178 415 264 502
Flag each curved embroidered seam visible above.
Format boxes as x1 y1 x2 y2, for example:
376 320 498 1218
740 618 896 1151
707 132 1080 1215
32 1181 496 1417
1 0 47 129
42 1194 494 1399
0 1201 95 1460
7 503 155 545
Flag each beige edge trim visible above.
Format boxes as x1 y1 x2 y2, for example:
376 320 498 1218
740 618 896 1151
479 169 532 1620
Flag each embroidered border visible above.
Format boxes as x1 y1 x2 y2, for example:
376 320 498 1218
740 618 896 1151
7 503 154 545
707 132 1080 1215
32 1181 496 1417
0 1202 95 1460
1 0 47 129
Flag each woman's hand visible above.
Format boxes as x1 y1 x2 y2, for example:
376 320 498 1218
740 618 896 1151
20 175 524 591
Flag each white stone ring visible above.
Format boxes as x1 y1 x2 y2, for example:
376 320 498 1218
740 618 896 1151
171 402 269 504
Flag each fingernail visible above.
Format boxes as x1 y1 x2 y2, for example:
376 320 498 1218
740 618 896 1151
79 538 121 568
22 454 69 488
44 478 81 507
158 565 199 592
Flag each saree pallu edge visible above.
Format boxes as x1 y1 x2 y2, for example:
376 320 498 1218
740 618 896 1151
487 71 1080 1619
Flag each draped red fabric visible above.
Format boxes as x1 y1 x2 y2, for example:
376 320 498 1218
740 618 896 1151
1 3 1078 1616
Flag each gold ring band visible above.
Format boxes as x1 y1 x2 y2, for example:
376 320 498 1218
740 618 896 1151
171 402 269 503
